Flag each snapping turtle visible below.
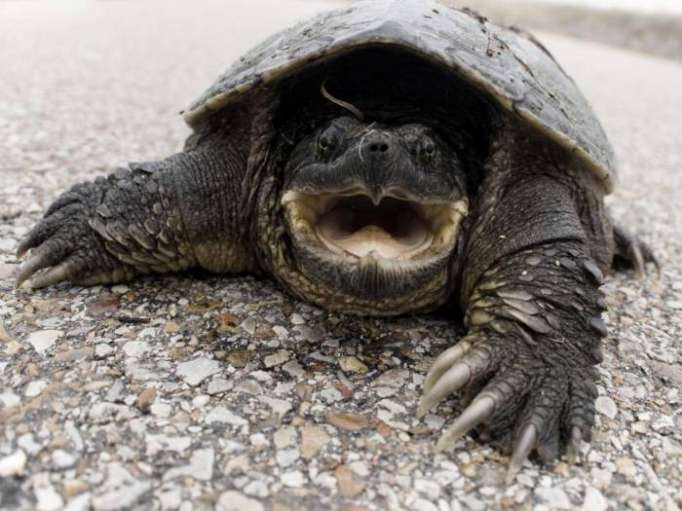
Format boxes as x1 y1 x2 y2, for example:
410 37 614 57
17 0 656 479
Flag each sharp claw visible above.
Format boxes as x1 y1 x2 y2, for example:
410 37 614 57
435 396 495 452
27 263 73 289
15 250 54 288
506 424 538 484
423 339 473 394
632 246 646 279
16 240 31 258
417 362 472 418
566 426 583 464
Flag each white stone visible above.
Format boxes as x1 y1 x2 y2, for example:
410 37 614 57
216 491 264 511
582 487 607 511
27 329 63 355
250 434 269 448
189 448 214 481
595 396 618 419
666 300 682 310
414 478 441 498
52 449 77 469
163 448 214 481
348 461 370 477
249 370 272 382
282 361 304 378
264 350 291 368
273 426 297 449
378 398 407 414
272 325 288 338
17 433 43 455
535 487 572 509
460 495 485 511
192 394 210 408
276 447 300 467
150 402 172 418
410 498 439 511
0 238 16 252
317 387 342 403
662 437 682 457
259 396 292 417
290 313 305 325
92 463 151 510
0 390 20 407
63 493 91 511
137 327 156 338
243 479 270 498
156 487 182 511
205 406 248 427
122 340 149 358
207 377 233 395
240 318 257 335
35 484 64 511
176 357 221 386
0 449 27 476
25 380 48 397
95 344 114 358
280 470 305 488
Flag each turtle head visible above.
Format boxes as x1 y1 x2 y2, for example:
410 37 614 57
275 116 469 315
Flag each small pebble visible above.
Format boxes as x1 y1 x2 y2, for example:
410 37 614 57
0 450 27 476
281 470 306 488
27 329 63 355
582 487 607 511
52 449 77 469
217 491 264 511
25 380 48 397
595 396 618 419
176 357 221 386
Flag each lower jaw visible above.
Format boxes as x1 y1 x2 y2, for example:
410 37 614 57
274 239 454 316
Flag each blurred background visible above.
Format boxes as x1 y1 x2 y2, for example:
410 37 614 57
447 0 682 62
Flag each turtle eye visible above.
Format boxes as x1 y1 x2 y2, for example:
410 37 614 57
414 137 437 160
318 126 341 156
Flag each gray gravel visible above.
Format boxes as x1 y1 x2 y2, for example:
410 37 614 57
1 1 681 510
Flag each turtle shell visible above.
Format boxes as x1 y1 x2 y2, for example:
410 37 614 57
183 0 616 192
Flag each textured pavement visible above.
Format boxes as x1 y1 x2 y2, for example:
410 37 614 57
1 1 681 510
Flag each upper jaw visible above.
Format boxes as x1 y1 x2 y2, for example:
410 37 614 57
281 185 469 266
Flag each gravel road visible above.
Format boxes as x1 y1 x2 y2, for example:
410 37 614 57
1 1 680 510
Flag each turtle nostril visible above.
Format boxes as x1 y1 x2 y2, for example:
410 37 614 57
369 142 389 153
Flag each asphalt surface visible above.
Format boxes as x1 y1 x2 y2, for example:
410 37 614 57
0 1 680 510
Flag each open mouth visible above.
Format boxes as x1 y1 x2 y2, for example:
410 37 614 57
282 190 468 262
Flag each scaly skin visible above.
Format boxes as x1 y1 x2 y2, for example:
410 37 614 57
17 127 251 288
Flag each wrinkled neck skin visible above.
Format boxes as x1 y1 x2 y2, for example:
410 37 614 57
253 110 476 316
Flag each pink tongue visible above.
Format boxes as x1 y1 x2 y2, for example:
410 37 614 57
335 225 407 258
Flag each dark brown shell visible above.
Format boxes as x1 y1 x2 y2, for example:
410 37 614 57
183 0 616 192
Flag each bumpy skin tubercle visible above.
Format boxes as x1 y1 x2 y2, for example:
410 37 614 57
418 123 613 480
16 138 250 288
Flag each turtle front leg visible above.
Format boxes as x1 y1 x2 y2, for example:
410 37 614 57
418 128 615 481
17 144 250 288
419 240 604 481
